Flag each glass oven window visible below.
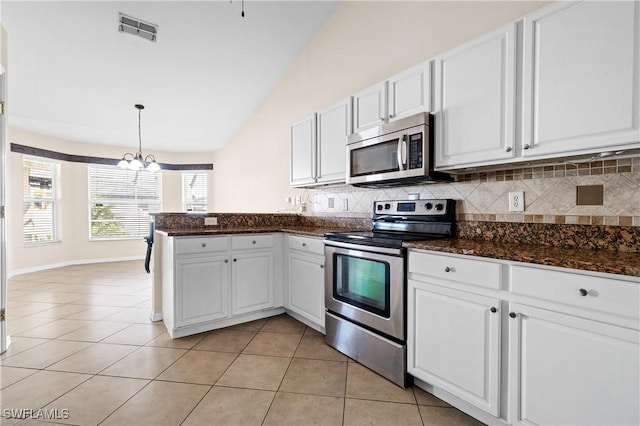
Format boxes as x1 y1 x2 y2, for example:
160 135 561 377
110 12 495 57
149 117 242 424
350 139 399 177
333 254 390 318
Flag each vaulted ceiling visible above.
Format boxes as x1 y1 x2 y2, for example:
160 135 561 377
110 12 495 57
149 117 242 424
2 1 338 152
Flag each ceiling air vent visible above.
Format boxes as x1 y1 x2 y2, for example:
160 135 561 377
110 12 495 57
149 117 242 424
118 13 158 42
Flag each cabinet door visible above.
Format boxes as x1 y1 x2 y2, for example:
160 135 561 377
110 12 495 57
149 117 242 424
434 23 517 169
508 303 639 426
522 1 640 158
353 81 387 132
288 252 325 328
290 115 316 187
317 98 351 185
175 255 229 326
231 251 274 315
408 280 500 416
388 61 431 121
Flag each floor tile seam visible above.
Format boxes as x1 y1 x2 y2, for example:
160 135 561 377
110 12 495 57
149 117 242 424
94 377 155 426
0 337 53 361
292 354 349 363
343 395 420 406
273 388 347 399
11 340 94 370
164 347 241 386
0 366 40 390
175 383 215 426
12 370 95 415
46 343 140 375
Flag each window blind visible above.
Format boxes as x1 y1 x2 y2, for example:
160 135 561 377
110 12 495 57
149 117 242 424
23 159 58 244
88 166 161 239
182 171 207 212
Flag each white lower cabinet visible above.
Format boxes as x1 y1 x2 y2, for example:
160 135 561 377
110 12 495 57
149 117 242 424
408 249 639 426
176 255 229 326
408 255 501 416
232 252 273 315
507 303 639 426
161 233 282 338
285 235 325 331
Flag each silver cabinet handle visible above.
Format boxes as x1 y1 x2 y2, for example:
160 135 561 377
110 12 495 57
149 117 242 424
224 259 228 263
380 117 385 121
444 267 451 272
389 114 395 119
252 240 256 245
201 243 207 248
302 243 307 247
578 288 588 296
505 146 512 152
320 265 324 269
523 144 530 150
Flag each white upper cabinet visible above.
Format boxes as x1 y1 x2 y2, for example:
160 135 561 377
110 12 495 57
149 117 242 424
522 1 640 158
434 23 518 169
388 61 432 121
290 115 316 187
317 98 352 185
353 81 387 132
353 61 432 133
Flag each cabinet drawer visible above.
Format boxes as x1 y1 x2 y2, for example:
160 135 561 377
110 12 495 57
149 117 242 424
175 236 228 255
511 266 640 319
409 251 501 290
231 234 274 250
288 235 324 256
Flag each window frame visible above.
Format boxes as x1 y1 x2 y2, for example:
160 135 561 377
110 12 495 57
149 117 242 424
23 157 61 246
182 171 208 213
88 165 162 241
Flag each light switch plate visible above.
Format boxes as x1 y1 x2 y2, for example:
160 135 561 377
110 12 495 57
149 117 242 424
508 192 525 212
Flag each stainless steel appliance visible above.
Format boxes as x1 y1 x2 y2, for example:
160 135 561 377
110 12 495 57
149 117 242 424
324 198 455 387
346 113 451 187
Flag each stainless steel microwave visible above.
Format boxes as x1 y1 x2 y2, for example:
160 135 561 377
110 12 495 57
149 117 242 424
346 112 451 187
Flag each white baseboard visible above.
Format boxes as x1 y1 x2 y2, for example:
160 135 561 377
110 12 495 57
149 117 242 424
7 256 145 279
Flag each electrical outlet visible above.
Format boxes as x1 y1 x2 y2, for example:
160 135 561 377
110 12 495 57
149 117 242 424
342 199 349 211
328 197 335 209
508 192 525 212
204 217 218 226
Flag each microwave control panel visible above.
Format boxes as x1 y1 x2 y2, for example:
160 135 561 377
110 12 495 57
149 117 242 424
408 132 423 169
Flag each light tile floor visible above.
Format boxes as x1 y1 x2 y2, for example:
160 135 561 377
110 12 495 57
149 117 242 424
1 260 484 426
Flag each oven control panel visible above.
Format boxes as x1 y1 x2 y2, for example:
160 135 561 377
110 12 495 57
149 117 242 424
373 199 451 216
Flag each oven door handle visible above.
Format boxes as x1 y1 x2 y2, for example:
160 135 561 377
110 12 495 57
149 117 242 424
324 240 403 256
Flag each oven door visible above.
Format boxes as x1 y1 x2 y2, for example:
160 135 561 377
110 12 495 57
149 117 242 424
324 241 405 341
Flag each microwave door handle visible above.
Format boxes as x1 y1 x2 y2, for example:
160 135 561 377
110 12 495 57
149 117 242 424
396 136 404 171
397 135 407 170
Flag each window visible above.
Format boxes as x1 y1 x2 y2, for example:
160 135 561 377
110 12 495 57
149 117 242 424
23 158 59 245
182 172 207 212
88 166 161 239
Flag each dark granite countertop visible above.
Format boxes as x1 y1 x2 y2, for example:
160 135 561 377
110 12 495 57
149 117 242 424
404 239 640 278
157 226 346 238
157 224 639 277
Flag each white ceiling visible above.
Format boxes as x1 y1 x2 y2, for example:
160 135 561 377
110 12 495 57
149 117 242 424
1 1 338 152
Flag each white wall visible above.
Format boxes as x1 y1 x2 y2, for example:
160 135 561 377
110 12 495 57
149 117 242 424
6 127 214 274
211 1 550 212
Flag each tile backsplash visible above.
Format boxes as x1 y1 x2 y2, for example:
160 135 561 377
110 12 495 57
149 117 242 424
304 157 640 227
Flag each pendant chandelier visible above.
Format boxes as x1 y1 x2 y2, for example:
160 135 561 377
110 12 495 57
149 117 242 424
117 104 161 172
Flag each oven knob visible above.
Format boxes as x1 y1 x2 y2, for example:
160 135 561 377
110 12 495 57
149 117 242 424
435 203 444 211
425 203 433 210
384 203 391 210
377 205 383 211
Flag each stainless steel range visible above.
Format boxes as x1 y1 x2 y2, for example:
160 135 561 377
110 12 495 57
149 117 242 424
324 199 455 388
